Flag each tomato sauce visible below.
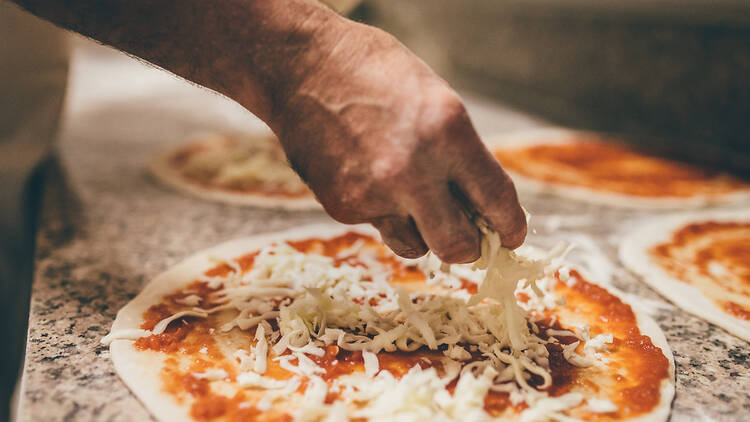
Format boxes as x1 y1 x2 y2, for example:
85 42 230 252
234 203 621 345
494 139 749 198
460 278 479 294
724 302 750 320
170 143 208 167
309 345 444 382
190 391 291 422
554 270 670 419
183 373 210 397
170 140 312 199
289 232 430 285
288 232 373 258
650 221 750 320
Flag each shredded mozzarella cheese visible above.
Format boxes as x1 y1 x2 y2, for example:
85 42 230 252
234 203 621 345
151 310 208 335
363 350 380 377
586 398 618 413
191 369 228 381
109 227 617 420
100 329 151 345
180 135 309 194
236 372 288 389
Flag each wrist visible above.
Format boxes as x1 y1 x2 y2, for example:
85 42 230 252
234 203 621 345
219 0 348 125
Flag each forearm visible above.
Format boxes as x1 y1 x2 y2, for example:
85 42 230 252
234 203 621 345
9 0 342 122
9 0 529 260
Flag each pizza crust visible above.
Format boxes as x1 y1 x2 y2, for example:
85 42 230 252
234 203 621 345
110 341 192 421
619 209 750 341
148 133 323 211
108 224 675 421
599 281 675 422
486 128 750 209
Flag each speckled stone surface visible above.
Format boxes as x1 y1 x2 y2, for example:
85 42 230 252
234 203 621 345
18 39 749 421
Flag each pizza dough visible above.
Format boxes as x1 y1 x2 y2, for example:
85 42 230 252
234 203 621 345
104 224 674 421
149 132 322 210
488 128 750 209
620 210 750 341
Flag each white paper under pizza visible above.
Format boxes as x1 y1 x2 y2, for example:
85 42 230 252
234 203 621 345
486 128 750 209
149 132 322 210
620 210 750 341
105 224 675 422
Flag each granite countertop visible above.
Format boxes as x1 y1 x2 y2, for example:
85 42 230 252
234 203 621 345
18 39 749 421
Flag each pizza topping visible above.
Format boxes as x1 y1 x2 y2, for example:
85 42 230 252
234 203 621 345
585 398 618 413
191 369 229 381
467 222 566 349
173 135 311 197
343 367 493 421
236 372 287 389
152 310 209 335
101 328 151 345
100 310 209 345
494 139 749 198
650 220 750 320
444 344 471 361
583 333 613 358
175 295 203 307
108 231 676 421
518 392 583 422
139 232 610 418
362 350 379 377
256 377 302 411
252 322 269 373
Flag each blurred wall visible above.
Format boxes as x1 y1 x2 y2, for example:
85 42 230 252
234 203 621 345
366 0 750 177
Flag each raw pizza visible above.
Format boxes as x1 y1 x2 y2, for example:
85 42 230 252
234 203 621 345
620 210 750 341
488 128 750 209
103 225 675 421
149 133 320 210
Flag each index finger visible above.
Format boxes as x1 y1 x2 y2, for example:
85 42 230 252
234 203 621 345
448 132 527 249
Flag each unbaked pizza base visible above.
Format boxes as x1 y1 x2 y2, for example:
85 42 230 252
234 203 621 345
486 128 750 209
619 210 750 342
108 224 675 422
148 134 323 211
108 225 348 422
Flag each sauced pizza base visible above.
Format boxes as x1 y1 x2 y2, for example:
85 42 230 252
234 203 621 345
493 140 749 198
649 221 750 320
168 139 313 199
132 232 670 421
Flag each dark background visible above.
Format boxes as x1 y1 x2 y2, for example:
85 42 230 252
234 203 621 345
358 0 750 177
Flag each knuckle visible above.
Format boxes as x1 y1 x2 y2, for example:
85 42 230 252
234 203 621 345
433 244 479 264
368 155 411 187
501 216 528 249
390 243 428 260
322 205 360 224
418 89 467 140
376 223 428 259
404 248 428 259
318 190 365 224
439 95 468 124
485 174 520 207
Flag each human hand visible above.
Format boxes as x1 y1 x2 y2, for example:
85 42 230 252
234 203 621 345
8 0 525 263
269 18 526 263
